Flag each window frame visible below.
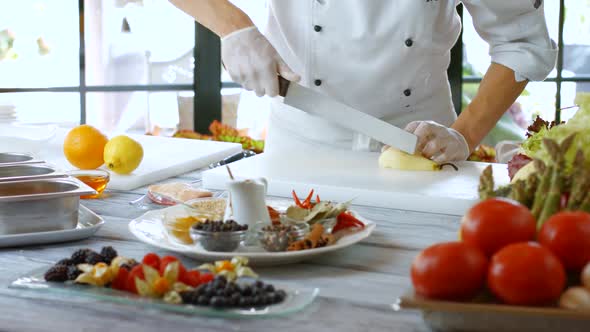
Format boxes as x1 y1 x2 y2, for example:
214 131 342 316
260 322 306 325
456 0 590 122
0 0 589 130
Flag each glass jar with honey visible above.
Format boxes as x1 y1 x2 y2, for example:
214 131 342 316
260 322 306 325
67 169 110 199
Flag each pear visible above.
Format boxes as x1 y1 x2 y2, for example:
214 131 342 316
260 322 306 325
379 147 441 171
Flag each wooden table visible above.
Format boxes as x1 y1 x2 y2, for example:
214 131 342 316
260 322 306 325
0 168 459 331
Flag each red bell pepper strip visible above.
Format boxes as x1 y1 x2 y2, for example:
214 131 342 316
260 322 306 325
332 212 365 233
292 190 305 208
338 212 365 227
316 195 321 203
302 189 315 209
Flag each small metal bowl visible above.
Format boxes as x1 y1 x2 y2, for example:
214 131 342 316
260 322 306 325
189 227 247 252
257 223 309 252
0 152 37 165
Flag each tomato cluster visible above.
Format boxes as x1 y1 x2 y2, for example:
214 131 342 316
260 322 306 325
112 253 214 294
411 198 590 306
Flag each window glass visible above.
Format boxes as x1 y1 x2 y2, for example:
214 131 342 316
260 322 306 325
0 92 80 126
85 0 195 86
0 0 80 88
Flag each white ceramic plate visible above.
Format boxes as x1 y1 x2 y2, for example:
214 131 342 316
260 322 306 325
129 206 375 266
0 205 104 248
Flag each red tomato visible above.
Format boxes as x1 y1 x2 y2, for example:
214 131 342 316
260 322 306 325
538 211 590 271
159 255 188 278
199 273 214 284
488 242 566 306
180 270 201 287
111 267 129 291
461 198 536 257
141 253 160 270
411 242 488 301
126 265 145 294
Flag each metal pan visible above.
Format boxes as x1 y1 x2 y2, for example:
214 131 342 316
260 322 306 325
0 163 66 182
0 152 43 166
0 178 96 235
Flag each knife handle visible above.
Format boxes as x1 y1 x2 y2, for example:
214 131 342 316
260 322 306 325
278 76 290 97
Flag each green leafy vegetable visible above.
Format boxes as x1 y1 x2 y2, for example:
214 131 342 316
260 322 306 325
522 106 590 173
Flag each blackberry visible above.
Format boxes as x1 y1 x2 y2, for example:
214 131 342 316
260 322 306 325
56 258 73 266
209 296 227 308
67 265 82 281
100 246 118 264
70 249 94 265
44 265 69 282
179 291 196 304
85 252 105 265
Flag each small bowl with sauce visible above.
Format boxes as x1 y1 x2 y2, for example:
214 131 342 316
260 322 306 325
67 169 110 199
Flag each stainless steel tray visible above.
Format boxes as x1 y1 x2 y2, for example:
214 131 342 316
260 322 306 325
0 178 96 235
0 152 43 166
0 205 104 247
0 163 66 182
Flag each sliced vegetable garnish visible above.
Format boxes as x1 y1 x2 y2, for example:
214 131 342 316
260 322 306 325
332 212 365 234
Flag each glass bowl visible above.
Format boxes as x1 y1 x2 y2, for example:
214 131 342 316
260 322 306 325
67 169 110 199
189 227 248 252
280 215 337 233
257 223 310 252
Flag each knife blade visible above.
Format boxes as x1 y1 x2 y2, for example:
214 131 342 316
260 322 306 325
278 78 418 154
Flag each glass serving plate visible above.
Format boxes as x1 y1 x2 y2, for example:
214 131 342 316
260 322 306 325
10 266 319 319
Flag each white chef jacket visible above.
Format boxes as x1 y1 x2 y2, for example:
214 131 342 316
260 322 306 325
257 0 557 154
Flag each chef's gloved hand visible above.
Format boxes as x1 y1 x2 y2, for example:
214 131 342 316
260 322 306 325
221 26 301 97
405 121 471 164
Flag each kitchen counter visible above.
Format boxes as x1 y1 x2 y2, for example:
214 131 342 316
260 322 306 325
0 167 459 332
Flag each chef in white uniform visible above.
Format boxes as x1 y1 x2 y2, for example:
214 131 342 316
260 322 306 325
170 0 556 163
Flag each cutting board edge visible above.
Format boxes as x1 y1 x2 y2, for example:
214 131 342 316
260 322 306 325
109 144 243 191
204 169 476 216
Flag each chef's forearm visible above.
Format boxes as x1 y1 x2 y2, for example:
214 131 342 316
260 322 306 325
452 62 528 151
168 0 254 37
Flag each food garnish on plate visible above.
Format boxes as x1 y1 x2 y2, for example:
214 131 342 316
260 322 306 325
258 189 366 252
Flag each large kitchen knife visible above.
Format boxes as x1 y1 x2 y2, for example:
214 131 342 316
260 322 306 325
278 78 418 154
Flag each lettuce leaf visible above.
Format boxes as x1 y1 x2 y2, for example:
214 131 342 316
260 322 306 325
522 105 590 172
522 126 549 156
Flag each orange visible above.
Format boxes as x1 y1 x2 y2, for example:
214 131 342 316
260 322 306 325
63 125 108 169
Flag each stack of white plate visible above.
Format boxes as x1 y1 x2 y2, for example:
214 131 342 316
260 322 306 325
0 103 17 124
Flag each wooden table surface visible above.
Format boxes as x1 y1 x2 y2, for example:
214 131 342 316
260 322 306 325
0 169 459 332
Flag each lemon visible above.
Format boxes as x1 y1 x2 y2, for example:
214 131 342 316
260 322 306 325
104 135 144 174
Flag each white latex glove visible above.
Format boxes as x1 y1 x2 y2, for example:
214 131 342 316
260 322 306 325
221 26 300 97
405 121 471 164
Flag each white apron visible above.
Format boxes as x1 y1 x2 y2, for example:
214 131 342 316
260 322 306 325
257 0 556 154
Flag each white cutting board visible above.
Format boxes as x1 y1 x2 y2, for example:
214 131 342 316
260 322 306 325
202 150 510 216
34 129 242 191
